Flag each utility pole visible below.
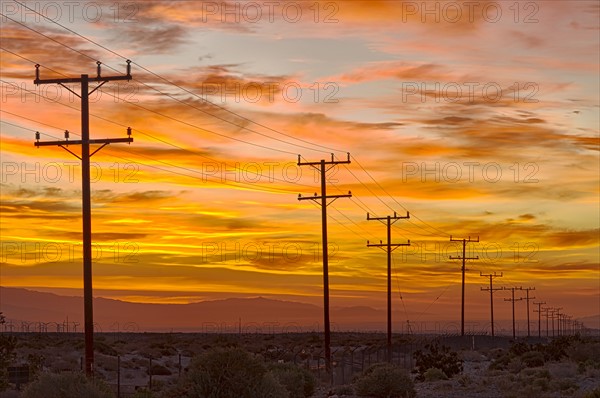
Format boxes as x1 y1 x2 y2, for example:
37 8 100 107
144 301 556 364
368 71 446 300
519 287 535 337
563 315 572 336
503 287 523 339
449 236 479 336
366 212 410 361
297 153 351 374
33 61 133 377
555 308 563 336
533 301 546 338
548 308 560 338
480 272 503 337
542 307 550 337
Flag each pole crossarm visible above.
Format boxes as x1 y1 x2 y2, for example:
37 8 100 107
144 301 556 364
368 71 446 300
298 192 352 207
297 152 350 166
35 137 133 147
34 60 132 85
366 241 410 251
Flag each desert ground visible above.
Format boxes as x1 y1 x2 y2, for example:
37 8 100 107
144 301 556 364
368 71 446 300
1 332 599 398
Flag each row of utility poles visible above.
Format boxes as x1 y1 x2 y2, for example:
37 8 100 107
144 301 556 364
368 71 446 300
478 280 581 339
31 63 583 382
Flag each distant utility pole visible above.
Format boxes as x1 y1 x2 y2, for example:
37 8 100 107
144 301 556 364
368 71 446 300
503 287 523 339
449 236 479 336
366 211 410 361
297 153 351 374
533 301 546 338
548 308 560 338
33 61 133 377
519 287 535 337
542 307 551 337
480 272 503 337
555 308 563 336
563 315 572 336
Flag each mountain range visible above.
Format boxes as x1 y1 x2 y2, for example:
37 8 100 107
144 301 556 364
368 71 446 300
1 287 598 333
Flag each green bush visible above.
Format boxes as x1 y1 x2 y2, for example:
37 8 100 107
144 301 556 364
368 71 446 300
423 367 447 381
509 342 531 356
174 347 287 398
521 351 545 368
489 352 515 371
21 372 114 398
268 362 316 398
413 343 463 381
354 363 416 398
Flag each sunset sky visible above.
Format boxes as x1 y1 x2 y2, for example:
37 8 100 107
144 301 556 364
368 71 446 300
0 0 598 328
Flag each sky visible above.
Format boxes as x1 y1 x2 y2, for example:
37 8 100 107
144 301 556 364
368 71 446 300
0 0 599 328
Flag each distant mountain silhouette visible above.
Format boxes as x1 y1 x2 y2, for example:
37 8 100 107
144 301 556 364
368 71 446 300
3 287 598 333
0 287 390 332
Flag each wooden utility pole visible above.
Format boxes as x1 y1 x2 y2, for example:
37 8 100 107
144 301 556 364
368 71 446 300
520 287 536 337
503 287 523 339
367 212 410 361
555 308 563 336
533 301 546 338
449 236 479 336
297 153 351 374
33 61 133 376
480 272 502 336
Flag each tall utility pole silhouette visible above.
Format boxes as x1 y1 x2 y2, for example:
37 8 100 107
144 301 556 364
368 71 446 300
533 301 546 338
366 212 410 361
449 236 479 336
519 287 536 337
503 287 523 338
297 153 351 374
33 61 133 377
480 272 503 337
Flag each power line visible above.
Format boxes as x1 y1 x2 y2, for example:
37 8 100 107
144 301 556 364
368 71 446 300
0 111 304 195
10 0 346 156
0 7 454 240
0 75 314 190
